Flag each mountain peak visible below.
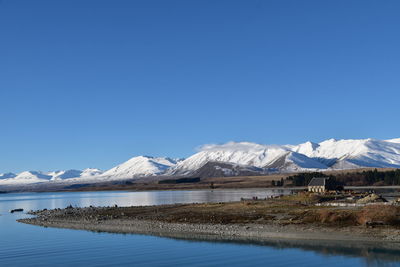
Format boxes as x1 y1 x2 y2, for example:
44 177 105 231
81 168 103 177
102 155 178 178
292 141 319 155
387 138 400 143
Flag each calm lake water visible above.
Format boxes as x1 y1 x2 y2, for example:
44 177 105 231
1 189 399 267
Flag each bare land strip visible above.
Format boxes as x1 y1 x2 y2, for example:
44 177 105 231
19 193 400 249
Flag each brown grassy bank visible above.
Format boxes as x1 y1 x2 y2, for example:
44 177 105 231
19 194 400 244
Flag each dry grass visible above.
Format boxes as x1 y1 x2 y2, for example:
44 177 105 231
300 205 400 227
47 195 400 228
316 209 358 226
357 205 400 226
281 192 321 204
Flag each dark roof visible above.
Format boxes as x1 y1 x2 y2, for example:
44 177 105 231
308 177 329 186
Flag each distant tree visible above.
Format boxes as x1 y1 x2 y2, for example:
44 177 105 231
210 182 215 189
333 169 400 186
286 172 329 186
275 179 285 187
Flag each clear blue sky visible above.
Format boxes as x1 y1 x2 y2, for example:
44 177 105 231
1 0 399 173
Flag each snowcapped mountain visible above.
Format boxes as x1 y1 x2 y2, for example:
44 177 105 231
1 137 400 186
291 138 400 169
387 138 400 144
48 168 104 181
101 156 180 179
264 151 329 172
167 142 289 175
0 172 17 179
289 141 320 156
168 138 400 175
0 169 104 184
5 171 54 184
192 161 268 178
168 142 332 176
49 170 85 181
81 168 103 177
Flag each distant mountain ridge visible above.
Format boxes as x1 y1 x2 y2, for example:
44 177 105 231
1 137 400 185
0 169 104 184
101 156 180 178
168 138 400 175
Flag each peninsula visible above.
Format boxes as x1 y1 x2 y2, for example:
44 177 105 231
19 193 400 248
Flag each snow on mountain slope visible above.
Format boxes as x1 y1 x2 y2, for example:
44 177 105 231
15 171 52 180
291 138 400 168
291 139 366 160
193 161 268 178
265 151 329 172
48 168 103 181
0 168 105 184
387 138 400 144
81 168 103 177
0 171 53 184
49 170 84 181
289 141 320 156
168 142 291 175
169 138 400 175
0 173 16 179
101 156 179 178
330 159 362 170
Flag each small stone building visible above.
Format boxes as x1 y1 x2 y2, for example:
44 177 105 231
308 177 336 193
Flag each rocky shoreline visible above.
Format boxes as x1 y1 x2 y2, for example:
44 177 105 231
18 202 400 248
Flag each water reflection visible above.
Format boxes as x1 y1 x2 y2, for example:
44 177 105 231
165 234 400 266
1 189 291 213
1 190 399 267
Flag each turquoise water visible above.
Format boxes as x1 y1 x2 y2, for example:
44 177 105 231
0 190 399 266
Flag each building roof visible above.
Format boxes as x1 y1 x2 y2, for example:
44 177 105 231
308 177 329 186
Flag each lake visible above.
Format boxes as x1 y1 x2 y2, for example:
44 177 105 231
1 189 399 266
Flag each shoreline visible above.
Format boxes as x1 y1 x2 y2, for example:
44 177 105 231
19 216 400 245
18 200 400 248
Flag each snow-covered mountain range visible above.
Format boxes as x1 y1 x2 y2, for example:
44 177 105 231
1 138 400 185
0 168 104 184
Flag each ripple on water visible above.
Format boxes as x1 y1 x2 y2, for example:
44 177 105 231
0 190 399 267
